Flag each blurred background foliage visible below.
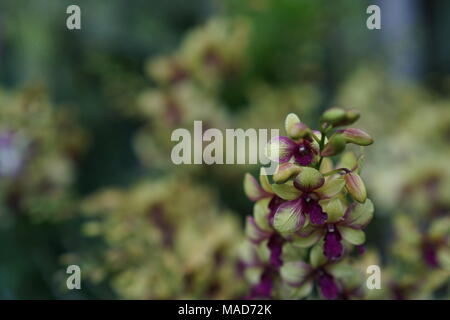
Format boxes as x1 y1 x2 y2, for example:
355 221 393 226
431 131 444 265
0 0 449 298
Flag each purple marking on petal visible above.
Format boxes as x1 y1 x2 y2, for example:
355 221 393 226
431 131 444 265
275 199 307 233
249 269 273 299
422 242 439 268
356 245 366 255
318 271 340 300
301 195 327 225
323 226 343 260
273 136 297 163
268 195 285 226
267 233 284 268
246 216 271 244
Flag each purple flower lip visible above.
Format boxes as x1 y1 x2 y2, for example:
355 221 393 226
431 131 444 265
323 225 343 260
300 194 327 226
267 233 284 268
317 270 340 300
249 268 274 299
422 241 440 268
268 195 285 226
293 140 316 166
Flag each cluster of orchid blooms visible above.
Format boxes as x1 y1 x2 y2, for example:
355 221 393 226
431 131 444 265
242 108 375 299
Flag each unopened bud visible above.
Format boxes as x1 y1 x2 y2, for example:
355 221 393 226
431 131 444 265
321 134 346 157
344 172 367 203
338 128 373 146
344 109 360 125
320 108 347 126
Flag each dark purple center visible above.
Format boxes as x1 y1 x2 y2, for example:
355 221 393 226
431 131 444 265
267 233 284 268
422 241 439 268
317 271 340 300
323 225 343 260
249 268 274 299
293 140 315 166
268 196 285 225
300 194 327 225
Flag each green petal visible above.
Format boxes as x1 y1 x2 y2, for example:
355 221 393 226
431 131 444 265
344 199 374 229
244 173 266 201
337 151 357 171
319 157 334 174
291 229 323 248
437 248 450 271
282 243 308 262
285 113 301 133
271 182 301 200
429 217 450 239
340 226 365 245
316 177 345 199
310 242 327 268
259 167 273 193
321 198 345 223
253 198 271 231
280 261 312 286
273 201 305 235
245 217 270 243
273 163 302 184
265 136 295 162
279 280 313 299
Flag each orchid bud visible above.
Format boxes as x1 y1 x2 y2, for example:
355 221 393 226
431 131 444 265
321 134 346 157
293 167 325 192
344 109 360 125
338 128 373 146
344 172 367 203
320 107 347 126
273 163 302 184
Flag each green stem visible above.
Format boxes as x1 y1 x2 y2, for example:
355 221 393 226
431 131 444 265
315 125 329 170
